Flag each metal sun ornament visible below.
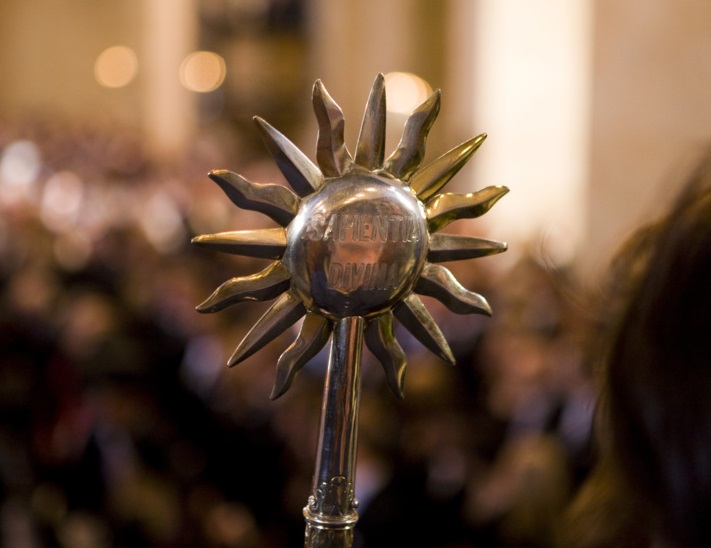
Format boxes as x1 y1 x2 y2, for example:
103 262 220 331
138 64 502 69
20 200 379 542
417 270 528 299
193 74 508 545
193 74 508 400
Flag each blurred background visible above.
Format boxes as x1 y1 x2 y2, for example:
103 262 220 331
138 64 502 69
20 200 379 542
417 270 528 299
1 1 710 546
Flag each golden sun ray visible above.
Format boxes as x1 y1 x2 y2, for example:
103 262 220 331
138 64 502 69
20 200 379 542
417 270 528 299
272 313 332 400
393 295 455 366
192 227 286 259
313 80 353 177
384 88 440 180
196 262 290 313
364 313 407 398
207 169 299 227
193 74 508 398
355 72 386 170
254 116 323 196
227 291 306 366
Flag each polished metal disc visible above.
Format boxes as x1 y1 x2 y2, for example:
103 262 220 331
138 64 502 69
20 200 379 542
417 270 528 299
284 172 427 319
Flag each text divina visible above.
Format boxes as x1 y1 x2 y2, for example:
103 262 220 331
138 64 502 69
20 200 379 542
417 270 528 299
327 262 400 291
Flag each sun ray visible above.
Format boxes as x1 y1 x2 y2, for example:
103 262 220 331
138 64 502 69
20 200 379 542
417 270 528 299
313 80 353 177
271 313 332 400
415 263 491 316
383 89 441 181
409 134 487 202
355 73 386 170
425 186 509 233
393 294 455 365
253 116 324 197
228 291 307 366
207 170 300 227
192 228 287 259
364 312 407 399
428 233 507 263
196 262 291 313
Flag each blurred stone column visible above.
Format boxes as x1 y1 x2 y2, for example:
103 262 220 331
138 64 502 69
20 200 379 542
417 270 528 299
141 0 199 163
449 0 594 267
305 0 417 148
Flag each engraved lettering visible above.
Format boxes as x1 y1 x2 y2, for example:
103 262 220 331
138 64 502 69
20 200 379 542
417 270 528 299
370 262 387 290
338 214 355 241
328 263 343 287
352 263 366 288
388 215 404 242
353 215 361 241
342 261 352 289
409 217 420 242
358 215 372 241
363 263 372 288
326 261 401 290
310 213 417 243
372 215 389 242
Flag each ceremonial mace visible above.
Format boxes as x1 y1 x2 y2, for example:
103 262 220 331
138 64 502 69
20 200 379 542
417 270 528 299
192 74 508 547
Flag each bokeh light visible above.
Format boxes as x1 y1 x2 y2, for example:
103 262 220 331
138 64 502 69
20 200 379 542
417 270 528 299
140 190 186 254
94 45 138 88
0 140 42 205
179 51 226 93
384 72 433 115
40 171 84 233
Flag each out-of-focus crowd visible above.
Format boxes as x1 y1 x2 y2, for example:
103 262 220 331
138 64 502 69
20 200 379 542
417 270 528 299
0 118 596 547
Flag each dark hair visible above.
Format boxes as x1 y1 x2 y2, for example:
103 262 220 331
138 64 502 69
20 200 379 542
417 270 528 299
605 156 711 546
561 153 711 547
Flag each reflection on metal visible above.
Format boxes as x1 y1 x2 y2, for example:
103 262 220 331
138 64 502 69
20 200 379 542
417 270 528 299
193 75 507 546
304 317 362 547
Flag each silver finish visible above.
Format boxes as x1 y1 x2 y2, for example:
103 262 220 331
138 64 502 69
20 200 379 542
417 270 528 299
415 263 491 316
428 233 508 263
272 312 330 400
196 261 290 313
191 227 286 259
282 173 429 321
208 169 300 227
394 294 455 365
364 313 406 398
254 116 323 197
409 134 488 201
192 75 509 546
425 185 509 233
355 73 386 169
303 317 363 547
384 89 440 180
227 291 306 366
313 80 353 177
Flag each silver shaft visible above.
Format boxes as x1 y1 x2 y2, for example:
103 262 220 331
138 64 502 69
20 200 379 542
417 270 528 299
304 316 363 547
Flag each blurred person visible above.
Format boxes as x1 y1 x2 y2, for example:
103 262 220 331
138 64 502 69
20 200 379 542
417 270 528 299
457 256 593 547
559 152 711 547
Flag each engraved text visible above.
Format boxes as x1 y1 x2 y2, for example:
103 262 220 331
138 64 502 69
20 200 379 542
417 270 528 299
302 213 420 243
327 262 401 291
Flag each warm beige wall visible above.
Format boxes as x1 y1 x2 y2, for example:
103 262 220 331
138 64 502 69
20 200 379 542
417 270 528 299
0 0 200 161
4 0 711 278
304 0 448 157
585 0 711 275
0 1 142 125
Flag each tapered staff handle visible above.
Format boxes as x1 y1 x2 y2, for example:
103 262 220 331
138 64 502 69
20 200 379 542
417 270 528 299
304 316 364 547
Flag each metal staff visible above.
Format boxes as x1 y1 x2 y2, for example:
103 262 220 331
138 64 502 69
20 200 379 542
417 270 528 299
303 316 362 547
193 74 508 547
